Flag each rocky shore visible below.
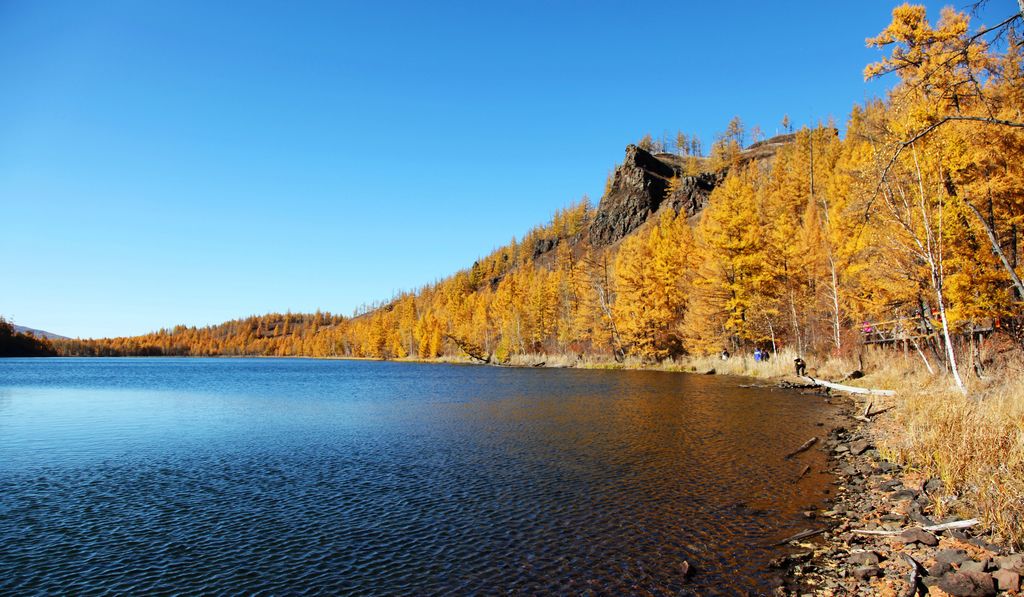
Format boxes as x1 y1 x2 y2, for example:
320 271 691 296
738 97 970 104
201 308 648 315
774 393 1022 596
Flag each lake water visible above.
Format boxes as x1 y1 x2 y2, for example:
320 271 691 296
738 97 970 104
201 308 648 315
0 358 838 595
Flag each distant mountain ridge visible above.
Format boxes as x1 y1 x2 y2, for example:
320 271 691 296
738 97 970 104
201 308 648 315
13 325 68 340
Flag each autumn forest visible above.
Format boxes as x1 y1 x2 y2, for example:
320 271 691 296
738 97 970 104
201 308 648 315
32 6 1024 394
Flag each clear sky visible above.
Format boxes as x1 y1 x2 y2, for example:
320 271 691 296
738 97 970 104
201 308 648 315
1 1 1018 339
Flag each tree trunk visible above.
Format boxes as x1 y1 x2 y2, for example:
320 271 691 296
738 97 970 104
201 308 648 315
964 200 1024 299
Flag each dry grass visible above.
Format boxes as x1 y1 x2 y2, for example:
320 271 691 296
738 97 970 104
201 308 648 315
878 357 1024 548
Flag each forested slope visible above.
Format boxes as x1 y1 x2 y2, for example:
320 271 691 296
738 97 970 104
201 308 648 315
56 5 1024 384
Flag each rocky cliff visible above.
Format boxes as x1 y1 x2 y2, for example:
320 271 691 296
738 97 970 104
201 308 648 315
586 134 794 246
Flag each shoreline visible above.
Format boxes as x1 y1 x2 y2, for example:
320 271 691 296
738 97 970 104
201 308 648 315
774 390 1023 596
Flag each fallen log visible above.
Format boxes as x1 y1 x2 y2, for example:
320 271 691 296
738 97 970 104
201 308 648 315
805 376 896 396
784 437 818 459
852 519 980 536
771 528 825 547
793 465 811 483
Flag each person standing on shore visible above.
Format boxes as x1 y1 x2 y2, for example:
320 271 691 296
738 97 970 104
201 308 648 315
794 357 807 376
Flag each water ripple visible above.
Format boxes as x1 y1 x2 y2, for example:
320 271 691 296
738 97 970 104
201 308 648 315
0 358 839 595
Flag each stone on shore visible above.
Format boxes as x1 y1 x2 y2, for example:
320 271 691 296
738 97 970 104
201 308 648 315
846 551 880 566
848 439 871 455
991 569 1020 592
937 571 996 596
852 565 882 581
898 527 938 546
960 558 992 574
996 553 1024 573
936 549 970 566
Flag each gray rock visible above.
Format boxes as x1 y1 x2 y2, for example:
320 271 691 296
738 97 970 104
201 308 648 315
853 565 883 581
937 571 996 596
959 559 990 574
898 527 939 546
846 551 881 566
996 554 1024 573
936 549 969 566
928 561 952 577
891 489 919 501
880 479 904 491
876 461 899 473
849 440 871 455
991 569 1020 592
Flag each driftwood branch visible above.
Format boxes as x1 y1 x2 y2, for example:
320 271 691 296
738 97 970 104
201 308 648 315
771 528 826 547
852 519 980 536
806 376 896 397
793 465 812 483
855 406 894 423
903 553 924 597
785 437 819 459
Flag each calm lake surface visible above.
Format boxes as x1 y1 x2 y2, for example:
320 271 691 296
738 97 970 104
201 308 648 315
0 358 838 595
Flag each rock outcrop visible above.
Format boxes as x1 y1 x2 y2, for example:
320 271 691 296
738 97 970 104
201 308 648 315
588 144 678 246
587 134 795 247
663 170 724 218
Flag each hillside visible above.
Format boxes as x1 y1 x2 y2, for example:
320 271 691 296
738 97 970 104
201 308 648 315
0 318 57 357
51 5 1023 370
13 325 67 340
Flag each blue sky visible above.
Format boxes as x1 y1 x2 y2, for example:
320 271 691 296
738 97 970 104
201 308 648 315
1 0 1018 338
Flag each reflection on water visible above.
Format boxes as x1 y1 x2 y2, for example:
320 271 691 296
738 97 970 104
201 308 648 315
0 358 838 594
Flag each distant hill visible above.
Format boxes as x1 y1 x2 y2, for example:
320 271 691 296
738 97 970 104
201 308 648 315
13 325 68 340
0 317 58 357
